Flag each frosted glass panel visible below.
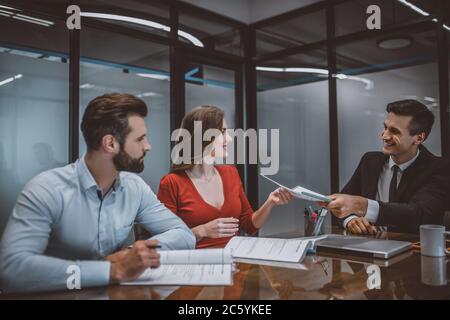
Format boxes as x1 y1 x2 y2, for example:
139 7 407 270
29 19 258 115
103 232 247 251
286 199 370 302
336 27 440 189
337 63 441 189
257 80 330 236
185 65 236 128
0 49 69 236
79 38 170 191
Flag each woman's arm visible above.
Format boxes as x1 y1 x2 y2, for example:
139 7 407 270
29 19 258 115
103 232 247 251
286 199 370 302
251 188 292 228
192 218 239 241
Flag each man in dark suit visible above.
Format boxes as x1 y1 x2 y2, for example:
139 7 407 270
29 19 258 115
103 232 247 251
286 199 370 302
319 100 450 234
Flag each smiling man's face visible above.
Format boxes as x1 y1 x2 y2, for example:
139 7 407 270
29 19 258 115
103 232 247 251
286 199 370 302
381 112 422 158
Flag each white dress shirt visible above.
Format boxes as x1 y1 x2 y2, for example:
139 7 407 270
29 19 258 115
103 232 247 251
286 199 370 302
343 149 420 228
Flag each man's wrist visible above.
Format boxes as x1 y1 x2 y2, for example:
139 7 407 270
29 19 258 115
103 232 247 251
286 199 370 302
343 215 358 228
110 262 125 284
357 196 368 217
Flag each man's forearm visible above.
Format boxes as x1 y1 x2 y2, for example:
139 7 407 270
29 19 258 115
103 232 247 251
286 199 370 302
0 253 111 293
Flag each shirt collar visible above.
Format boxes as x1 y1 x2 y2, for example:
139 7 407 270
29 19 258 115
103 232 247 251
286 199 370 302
388 149 420 172
77 154 122 192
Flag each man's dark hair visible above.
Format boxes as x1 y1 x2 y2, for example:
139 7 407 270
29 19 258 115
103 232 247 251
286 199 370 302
81 93 148 150
386 99 434 139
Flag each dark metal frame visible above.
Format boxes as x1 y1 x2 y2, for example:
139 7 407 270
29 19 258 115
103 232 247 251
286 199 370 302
69 20 80 163
1 0 448 210
326 5 339 194
248 0 450 207
244 25 258 209
0 0 246 166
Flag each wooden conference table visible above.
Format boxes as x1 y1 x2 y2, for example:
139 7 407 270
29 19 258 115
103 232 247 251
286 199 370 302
2 227 449 300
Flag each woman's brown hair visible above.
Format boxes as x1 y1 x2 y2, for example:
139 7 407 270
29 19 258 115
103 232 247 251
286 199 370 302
171 105 224 173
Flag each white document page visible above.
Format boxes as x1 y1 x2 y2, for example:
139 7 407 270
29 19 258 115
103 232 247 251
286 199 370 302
260 173 331 203
121 248 233 286
122 264 233 286
226 236 312 263
159 248 232 264
233 257 309 270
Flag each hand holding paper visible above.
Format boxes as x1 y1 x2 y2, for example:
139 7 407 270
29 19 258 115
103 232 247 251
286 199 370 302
260 173 331 203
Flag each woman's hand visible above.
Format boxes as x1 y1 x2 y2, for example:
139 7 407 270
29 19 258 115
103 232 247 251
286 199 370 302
267 188 294 207
193 217 239 240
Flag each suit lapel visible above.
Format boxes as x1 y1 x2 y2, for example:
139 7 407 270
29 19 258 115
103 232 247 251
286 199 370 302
396 146 430 199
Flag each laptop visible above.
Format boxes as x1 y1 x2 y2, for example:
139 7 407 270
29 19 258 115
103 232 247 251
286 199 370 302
316 234 412 259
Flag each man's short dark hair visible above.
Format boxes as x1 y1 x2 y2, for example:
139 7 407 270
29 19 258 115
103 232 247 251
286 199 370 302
386 99 434 139
81 93 148 150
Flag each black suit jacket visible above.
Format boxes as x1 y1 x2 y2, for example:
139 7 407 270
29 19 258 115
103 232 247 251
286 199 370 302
340 145 450 233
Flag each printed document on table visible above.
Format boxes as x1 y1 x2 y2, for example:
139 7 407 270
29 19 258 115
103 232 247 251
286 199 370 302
225 237 314 263
121 248 233 286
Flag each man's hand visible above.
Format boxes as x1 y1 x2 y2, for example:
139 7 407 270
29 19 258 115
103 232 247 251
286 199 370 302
108 239 160 284
346 217 378 235
106 249 128 263
317 194 368 219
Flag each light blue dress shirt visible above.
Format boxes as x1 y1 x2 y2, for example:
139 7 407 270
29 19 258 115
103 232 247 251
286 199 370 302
0 156 195 293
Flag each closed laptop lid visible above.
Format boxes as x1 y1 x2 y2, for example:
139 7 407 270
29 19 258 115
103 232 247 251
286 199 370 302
316 234 412 259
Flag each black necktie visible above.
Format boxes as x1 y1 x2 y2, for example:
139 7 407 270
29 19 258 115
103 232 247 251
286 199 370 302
389 165 400 202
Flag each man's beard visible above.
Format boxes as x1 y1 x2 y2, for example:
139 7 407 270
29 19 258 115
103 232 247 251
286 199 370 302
113 148 146 173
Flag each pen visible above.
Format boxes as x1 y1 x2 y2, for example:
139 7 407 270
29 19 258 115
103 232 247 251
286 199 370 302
127 244 162 249
312 208 327 236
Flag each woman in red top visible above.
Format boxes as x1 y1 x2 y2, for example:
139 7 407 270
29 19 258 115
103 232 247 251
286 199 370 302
157 106 293 248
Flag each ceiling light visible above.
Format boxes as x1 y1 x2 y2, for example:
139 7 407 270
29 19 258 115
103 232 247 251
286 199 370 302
256 67 284 72
257 66 373 89
12 15 52 27
0 9 13 15
0 5 20 11
256 67 329 75
136 73 169 80
396 0 429 16
377 35 413 49
15 14 54 25
178 30 204 47
0 6 53 27
80 83 95 89
9 49 42 58
0 74 23 87
81 12 204 47
344 75 373 90
137 92 160 98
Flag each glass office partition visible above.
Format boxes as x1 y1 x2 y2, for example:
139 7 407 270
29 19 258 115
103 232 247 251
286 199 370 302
255 9 326 57
335 0 438 37
0 6 69 235
336 29 440 189
178 8 243 56
185 64 236 128
256 48 330 236
80 23 170 191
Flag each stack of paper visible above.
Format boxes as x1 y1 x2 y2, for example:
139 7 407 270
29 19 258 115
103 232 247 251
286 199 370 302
225 236 327 263
121 248 233 286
